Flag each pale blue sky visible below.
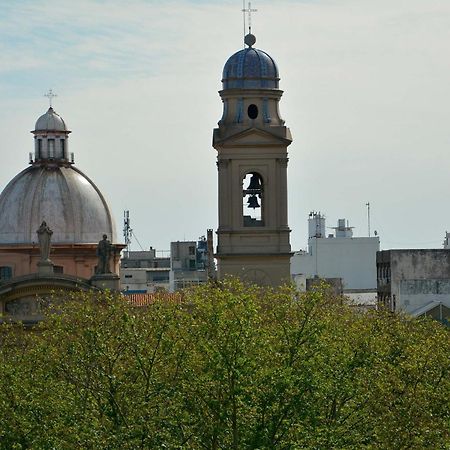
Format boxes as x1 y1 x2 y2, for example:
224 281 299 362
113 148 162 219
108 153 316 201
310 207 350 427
1 0 450 251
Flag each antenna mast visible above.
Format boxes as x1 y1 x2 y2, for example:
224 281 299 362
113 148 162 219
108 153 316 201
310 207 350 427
366 202 371 237
123 210 132 256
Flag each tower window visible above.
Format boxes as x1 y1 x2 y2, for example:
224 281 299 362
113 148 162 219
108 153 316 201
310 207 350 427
60 139 65 158
37 139 42 158
242 172 264 227
248 104 258 120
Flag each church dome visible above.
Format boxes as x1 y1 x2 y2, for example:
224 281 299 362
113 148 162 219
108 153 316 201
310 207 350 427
0 165 116 245
222 34 279 90
0 106 115 245
34 107 68 132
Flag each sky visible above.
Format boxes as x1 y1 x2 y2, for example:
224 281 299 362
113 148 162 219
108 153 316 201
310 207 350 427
1 0 450 252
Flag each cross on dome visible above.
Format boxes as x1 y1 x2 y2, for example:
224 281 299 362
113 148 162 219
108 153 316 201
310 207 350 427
44 89 57 108
242 1 257 35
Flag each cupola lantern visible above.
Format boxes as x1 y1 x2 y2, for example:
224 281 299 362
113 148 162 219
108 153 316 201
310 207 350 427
31 107 71 164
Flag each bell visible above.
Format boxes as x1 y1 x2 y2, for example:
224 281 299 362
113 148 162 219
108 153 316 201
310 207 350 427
247 174 261 191
247 195 260 209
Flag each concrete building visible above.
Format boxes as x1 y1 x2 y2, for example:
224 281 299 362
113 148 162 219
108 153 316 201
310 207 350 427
169 239 208 292
291 212 380 293
213 33 292 286
121 232 215 293
120 249 170 293
377 249 450 323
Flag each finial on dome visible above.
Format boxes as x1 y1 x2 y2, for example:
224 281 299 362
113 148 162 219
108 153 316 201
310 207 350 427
244 33 256 48
242 2 257 39
44 89 57 108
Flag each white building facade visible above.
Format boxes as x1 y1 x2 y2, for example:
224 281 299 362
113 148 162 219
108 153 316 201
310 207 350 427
291 213 380 292
120 250 170 293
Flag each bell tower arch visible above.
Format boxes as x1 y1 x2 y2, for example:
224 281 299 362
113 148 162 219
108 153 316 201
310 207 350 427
213 34 293 286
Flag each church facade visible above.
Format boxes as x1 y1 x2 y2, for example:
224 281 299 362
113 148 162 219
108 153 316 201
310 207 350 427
213 33 292 286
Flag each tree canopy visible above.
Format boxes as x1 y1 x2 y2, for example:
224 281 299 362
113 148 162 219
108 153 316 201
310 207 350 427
0 279 448 449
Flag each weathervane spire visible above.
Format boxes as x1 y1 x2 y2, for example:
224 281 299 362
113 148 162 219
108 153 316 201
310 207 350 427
44 89 57 108
242 1 257 37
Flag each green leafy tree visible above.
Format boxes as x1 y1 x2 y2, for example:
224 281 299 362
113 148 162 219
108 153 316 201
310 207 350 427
0 280 448 449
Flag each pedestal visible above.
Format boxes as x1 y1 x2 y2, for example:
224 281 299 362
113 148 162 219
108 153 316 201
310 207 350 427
37 260 54 276
90 273 121 291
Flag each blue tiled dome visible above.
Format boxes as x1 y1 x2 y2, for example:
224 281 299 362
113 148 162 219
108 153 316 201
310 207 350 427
222 35 279 90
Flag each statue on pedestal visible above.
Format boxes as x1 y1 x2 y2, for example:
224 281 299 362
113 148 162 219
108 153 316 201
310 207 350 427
96 234 112 274
91 234 120 290
36 221 53 263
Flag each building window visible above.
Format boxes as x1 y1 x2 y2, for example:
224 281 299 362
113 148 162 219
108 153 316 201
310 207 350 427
188 246 196 256
0 266 12 281
248 104 258 119
189 259 196 270
53 265 64 274
242 172 264 227
124 274 133 279
150 273 169 282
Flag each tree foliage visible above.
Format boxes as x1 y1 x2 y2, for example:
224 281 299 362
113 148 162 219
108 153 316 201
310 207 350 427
0 279 448 449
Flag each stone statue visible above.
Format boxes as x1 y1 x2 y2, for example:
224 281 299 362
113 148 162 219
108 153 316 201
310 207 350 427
36 221 53 262
96 234 112 274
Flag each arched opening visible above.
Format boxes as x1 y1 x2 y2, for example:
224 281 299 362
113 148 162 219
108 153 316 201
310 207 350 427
242 172 264 227
248 104 258 119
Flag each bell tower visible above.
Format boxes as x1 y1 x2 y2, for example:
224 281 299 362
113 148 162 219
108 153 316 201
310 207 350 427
213 33 292 286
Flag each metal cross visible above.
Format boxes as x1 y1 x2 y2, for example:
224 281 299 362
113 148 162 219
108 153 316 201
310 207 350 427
44 89 57 107
242 1 257 35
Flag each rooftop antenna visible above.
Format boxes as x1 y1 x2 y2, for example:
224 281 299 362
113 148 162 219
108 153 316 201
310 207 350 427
123 210 132 256
242 1 257 38
44 89 57 108
366 202 371 237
